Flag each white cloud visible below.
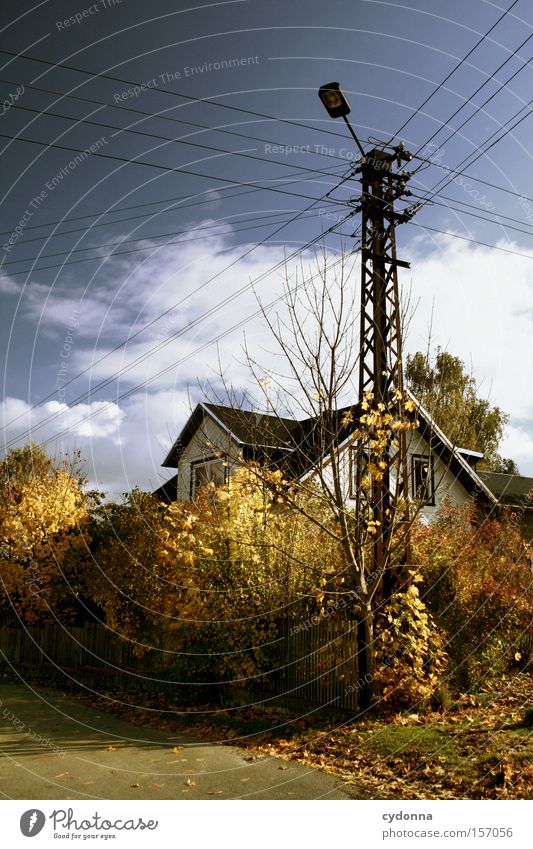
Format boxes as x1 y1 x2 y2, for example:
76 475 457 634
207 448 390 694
0 273 20 295
1 397 124 440
406 232 533 430
1 397 125 492
2 225 533 493
402 232 533 473
501 424 533 474
0 393 179 499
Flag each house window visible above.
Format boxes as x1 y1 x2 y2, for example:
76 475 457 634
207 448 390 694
190 456 227 499
411 454 435 505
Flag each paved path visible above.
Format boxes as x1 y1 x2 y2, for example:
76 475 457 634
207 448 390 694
0 683 362 800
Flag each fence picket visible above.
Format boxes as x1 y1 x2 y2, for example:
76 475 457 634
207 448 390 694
0 616 360 711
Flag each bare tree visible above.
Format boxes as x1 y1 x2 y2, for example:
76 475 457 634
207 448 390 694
196 244 439 710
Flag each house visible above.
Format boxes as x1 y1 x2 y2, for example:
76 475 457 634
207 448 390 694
154 399 533 538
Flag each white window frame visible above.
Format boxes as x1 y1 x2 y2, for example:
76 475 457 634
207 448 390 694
190 455 227 499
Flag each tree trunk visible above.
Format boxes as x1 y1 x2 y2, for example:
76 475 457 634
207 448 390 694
357 602 375 712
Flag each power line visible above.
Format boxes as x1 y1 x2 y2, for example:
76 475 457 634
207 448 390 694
358 183 533 248
408 191 533 239
0 48 360 144
4 142 533 248
14 181 528 276
407 219 533 260
3 28 530 452
0 163 347 240
3 215 355 449
12 47 532 237
392 0 519 140
414 30 533 156
413 93 533 212
432 190 533 230
23 237 363 455
0 76 351 167
0 209 337 275
6 102 351 181
1 180 353 443
335 190 533 258
0 131 353 209
401 14 533 223
3 137 530 276
411 151 533 204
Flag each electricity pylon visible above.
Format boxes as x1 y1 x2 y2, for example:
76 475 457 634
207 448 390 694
356 145 413 601
318 83 414 601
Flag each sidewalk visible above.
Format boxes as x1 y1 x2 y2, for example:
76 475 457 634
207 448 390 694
0 683 362 799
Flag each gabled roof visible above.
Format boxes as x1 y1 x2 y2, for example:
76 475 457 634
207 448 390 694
162 402 303 468
477 472 533 509
163 392 498 496
284 397 498 503
153 474 177 503
161 396 532 506
203 403 302 447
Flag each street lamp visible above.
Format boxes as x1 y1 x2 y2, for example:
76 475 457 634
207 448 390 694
318 81 351 118
318 81 366 158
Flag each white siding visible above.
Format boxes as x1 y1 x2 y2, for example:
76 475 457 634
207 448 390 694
312 428 471 521
405 430 469 516
176 415 242 501
174 413 473 515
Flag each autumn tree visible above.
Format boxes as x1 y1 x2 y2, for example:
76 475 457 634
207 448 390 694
84 488 210 643
412 499 533 687
0 443 92 624
406 348 518 473
84 470 331 683
205 251 446 709
153 469 301 684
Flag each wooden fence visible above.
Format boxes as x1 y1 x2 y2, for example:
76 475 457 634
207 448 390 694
270 619 360 711
0 616 361 712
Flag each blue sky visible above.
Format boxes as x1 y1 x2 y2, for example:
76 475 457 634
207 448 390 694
1 0 533 495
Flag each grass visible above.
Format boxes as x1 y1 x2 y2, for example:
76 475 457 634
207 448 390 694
362 724 456 757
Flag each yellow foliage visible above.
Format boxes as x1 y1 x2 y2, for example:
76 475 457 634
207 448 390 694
0 445 91 623
374 574 448 710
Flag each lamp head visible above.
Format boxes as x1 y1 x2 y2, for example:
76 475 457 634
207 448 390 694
318 81 351 119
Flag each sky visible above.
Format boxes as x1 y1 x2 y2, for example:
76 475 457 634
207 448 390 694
1 0 533 497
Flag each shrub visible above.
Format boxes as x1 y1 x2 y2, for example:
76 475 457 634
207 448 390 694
0 444 92 623
373 574 448 710
412 500 533 689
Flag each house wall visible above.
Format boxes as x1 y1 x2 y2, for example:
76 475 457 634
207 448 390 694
317 428 471 520
174 415 472 515
405 430 470 515
175 415 242 501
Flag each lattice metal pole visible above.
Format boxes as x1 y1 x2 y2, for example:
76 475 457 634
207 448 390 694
354 146 413 601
